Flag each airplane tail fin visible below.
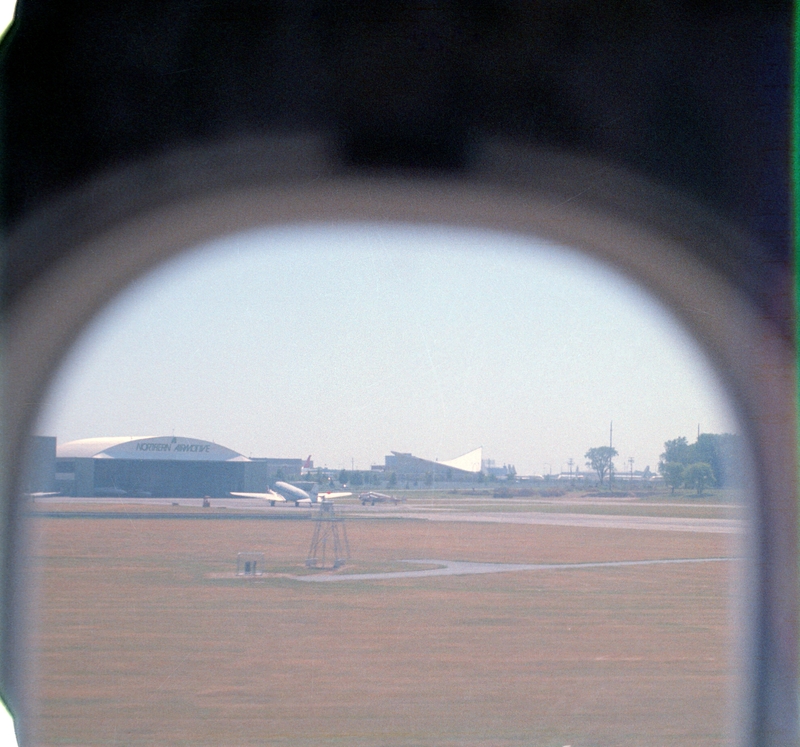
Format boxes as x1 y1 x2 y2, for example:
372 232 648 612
303 455 312 469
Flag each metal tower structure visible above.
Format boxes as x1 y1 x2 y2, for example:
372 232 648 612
306 500 350 569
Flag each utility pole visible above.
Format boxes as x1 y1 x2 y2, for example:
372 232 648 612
567 457 574 479
628 456 634 482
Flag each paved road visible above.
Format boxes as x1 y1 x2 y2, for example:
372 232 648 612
298 557 734 582
29 496 743 533
30 496 283 510
375 511 743 534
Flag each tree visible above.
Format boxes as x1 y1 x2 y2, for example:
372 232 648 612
585 446 618 484
661 437 694 466
694 433 742 488
659 433 742 489
506 465 517 482
683 462 715 495
338 469 349 486
659 461 685 494
388 472 397 487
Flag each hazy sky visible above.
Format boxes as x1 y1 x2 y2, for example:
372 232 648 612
36 223 738 475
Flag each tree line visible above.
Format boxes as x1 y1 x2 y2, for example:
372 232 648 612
584 432 742 494
658 433 742 494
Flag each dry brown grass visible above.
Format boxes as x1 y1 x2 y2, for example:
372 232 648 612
28 514 735 746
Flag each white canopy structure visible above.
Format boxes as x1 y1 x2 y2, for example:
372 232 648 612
384 447 483 479
440 447 482 473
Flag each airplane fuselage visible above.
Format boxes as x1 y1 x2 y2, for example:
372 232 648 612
274 481 315 506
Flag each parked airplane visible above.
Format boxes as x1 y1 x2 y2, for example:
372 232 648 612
231 480 351 507
359 491 404 505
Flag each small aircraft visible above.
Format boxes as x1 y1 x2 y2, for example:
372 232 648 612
359 491 404 505
231 480 351 507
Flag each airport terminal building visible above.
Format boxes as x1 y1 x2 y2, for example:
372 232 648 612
384 447 482 481
54 436 303 497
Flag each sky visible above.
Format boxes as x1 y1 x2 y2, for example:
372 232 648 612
36 223 738 476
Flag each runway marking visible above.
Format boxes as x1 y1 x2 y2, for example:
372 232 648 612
296 557 734 582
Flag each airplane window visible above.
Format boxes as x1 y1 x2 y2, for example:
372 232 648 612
26 223 747 746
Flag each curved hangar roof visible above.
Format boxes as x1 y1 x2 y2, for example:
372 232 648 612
57 436 249 462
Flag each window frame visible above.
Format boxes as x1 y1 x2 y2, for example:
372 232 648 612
4 139 796 746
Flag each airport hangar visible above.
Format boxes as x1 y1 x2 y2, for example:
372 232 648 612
53 436 303 497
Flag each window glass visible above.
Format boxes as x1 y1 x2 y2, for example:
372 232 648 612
29 224 745 746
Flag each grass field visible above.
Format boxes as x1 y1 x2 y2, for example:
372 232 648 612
27 500 738 746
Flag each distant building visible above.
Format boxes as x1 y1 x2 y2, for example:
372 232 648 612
384 447 482 481
24 436 57 493
54 436 284 497
248 457 306 480
482 458 515 478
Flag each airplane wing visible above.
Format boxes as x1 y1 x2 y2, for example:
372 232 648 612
318 491 352 499
229 491 287 505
